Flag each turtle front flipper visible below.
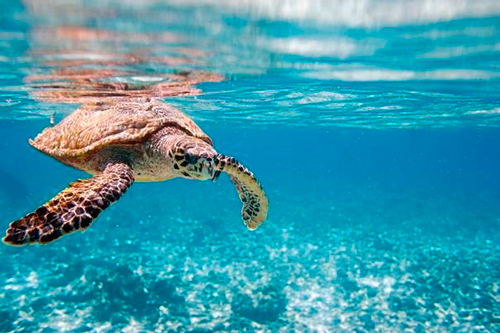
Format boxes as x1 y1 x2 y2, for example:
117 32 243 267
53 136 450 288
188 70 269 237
3 163 134 246
214 154 268 230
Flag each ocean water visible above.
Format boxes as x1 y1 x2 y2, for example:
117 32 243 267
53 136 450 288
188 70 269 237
1 0 500 332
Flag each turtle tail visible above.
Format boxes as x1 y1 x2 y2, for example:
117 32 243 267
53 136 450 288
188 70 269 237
3 163 134 246
214 154 268 230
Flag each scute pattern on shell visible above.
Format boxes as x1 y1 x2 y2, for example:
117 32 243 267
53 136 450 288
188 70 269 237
30 98 211 158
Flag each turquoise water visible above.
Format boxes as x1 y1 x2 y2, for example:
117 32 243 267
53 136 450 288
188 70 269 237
1 0 500 331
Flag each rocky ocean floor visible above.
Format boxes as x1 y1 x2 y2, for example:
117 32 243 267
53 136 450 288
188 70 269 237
1 180 499 332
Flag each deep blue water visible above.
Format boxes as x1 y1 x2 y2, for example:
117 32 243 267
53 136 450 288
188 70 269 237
1 0 500 332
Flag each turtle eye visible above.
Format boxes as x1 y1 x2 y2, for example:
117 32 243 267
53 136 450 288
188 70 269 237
185 153 199 164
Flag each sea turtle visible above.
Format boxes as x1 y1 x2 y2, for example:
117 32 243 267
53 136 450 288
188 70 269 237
3 98 268 246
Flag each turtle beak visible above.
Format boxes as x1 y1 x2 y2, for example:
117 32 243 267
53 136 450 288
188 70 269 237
212 170 221 182
211 154 223 182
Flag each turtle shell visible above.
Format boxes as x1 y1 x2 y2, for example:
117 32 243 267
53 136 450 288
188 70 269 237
30 99 212 158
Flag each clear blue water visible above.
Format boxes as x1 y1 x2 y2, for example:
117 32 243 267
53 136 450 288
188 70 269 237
1 0 500 331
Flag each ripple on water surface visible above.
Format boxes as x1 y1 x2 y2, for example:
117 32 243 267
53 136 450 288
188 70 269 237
0 0 498 129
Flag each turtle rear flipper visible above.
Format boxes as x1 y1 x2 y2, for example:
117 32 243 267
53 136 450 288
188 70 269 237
3 163 134 246
215 154 268 230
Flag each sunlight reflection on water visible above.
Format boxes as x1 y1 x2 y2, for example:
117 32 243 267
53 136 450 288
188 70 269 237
1 0 500 127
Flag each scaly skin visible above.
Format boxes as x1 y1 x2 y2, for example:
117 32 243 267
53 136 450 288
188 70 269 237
3 163 134 246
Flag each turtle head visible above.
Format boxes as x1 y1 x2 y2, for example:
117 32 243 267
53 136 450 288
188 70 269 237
170 137 220 181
